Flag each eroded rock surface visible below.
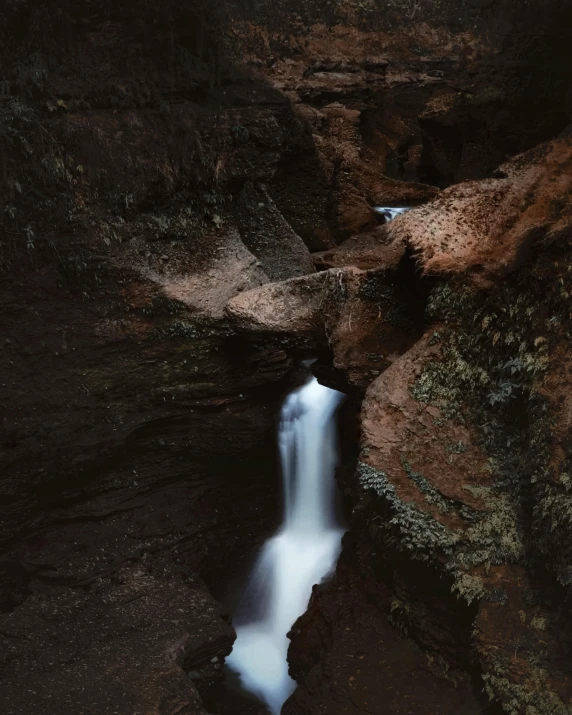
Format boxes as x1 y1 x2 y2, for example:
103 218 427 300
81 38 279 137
2 2 572 714
1 566 232 715
388 137 572 281
284 557 485 715
227 264 422 390
224 126 572 714
313 225 406 272
0 12 319 713
276 135 572 715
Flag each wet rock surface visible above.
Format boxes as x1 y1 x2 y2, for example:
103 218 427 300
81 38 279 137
284 560 485 715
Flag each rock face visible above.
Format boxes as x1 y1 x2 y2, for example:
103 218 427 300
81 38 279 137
227 263 423 391
284 556 486 715
153 229 269 320
1 566 233 715
0 9 320 713
387 138 572 281
236 182 316 281
226 135 572 715
272 139 572 715
2 2 572 714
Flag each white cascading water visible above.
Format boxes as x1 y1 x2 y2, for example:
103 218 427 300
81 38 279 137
226 377 345 714
373 206 412 222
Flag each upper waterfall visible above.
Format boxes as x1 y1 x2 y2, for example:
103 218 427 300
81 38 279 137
373 206 412 222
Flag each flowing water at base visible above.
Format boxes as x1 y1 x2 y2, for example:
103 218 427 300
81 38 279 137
226 377 345 714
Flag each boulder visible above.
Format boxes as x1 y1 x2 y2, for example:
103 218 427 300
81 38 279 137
387 136 572 282
313 225 406 271
226 266 421 389
226 270 334 340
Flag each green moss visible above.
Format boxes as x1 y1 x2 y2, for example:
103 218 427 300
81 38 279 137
485 588 508 606
446 440 467 454
460 486 524 568
358 462 491 604
401 458 452 514
534 465 572 585
359 456 526 604
358 461 461 562
410 347 489 422
451 572 485 604
410 276 572 582
359 257 572 615
483 663 572 715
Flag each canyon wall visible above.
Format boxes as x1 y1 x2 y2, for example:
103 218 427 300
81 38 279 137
1 1 571 713
273 137 572 715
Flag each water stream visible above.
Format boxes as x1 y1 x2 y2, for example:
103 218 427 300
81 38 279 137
226 377 345 714
373 206 412 222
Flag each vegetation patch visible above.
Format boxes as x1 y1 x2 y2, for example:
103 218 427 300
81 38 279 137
482 661 572 715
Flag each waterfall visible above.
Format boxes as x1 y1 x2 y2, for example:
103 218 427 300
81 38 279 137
226 377 345 714
373 206 412 222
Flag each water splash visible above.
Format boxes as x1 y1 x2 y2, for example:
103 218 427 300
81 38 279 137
226 377 345 714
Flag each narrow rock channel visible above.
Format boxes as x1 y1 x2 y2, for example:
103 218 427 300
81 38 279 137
227 377 344 713
1 2 572 715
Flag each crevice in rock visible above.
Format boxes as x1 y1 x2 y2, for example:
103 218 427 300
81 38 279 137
418 118 464 188
393 245 435 333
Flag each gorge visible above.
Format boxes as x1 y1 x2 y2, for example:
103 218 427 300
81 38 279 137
1 1 572 715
